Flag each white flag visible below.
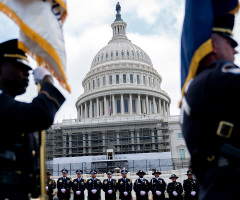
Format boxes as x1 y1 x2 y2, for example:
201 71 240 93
0 0 70 92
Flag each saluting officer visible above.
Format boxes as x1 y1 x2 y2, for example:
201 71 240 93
57 168 72 200
46 171 56 200
134 170 149 200
85 170 102 200
167 174 183 200
72 170 86 200
117 169 132 200
150 170 166 200
102 171 117 200
183 170 199 200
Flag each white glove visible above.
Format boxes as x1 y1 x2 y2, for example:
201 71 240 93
156 190 161 196
173 191 178 196
91 189 97 194
108 190 113 194
45 186 48 191
191 191 196 196
123 191 128 196
33 67 51 84
61 188 66 193
140 190 146 196
76 191 81 195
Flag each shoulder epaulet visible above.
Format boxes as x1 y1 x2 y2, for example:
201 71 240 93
130 179 132 183
115 179 117 186
69 178 72 181
99 179 101 182
83 179 86 185
52 179 55 184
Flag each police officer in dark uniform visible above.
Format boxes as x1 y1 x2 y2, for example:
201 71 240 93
181 13 240 200
0 39 65 200
72 170 86 200
117 169 132 200
134 170 149 200
85 170 102 200
183 170 198 200
46 171 57 200
150 170 166 200
57 168 72 200
167 174 183 200
102 171 117 200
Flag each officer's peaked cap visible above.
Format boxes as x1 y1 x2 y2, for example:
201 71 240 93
61 168 68 173
90 170 97 174
152 170 162 175
106 171 113 175
0 39 32 70
169 174 179 179
185 170 193 175
76 170 83 174
136 170 146 175
46 171 52 175
121 169 128 174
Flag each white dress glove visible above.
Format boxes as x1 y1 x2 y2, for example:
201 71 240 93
173 191 178 196
156 190 161 196
76 191 81 195
108 190 113 194
140 190 146 196
124 191 128 196
61 188 66 193
33 67 51 84
191 191 196 196
91 189 97 194
45 186 48 191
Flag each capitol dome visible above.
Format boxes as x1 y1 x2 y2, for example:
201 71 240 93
76 11 171 120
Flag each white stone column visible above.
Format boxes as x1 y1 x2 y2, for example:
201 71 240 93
112 95 116 115
85 102 87 118
151 130 155 150
89 100 92 119
96 98 99 117
131 130 135 151
116 133 120 152
100 100 103 117
146 95 149 114
158 99 161 115
163 100 166 116
83 133 86 154
167 103 170 116
138 94 141 114
77 107 80 120
69 134 72 155
143 99 146 114
129 94 132 115
81 104 83 119
137 130 140 150
121 94 124 114
153 97 157 114
104 96 107 117
88 134 91 153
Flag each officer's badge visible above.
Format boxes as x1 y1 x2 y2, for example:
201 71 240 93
128 181 130 185
59 180 62 183
89 180 92 184
81 182 83 185
120 181 123 185
67 180 69 183
160 180 162 184
74 181 77 185
49 181 52 185
104 181 108 184
97 181 99 184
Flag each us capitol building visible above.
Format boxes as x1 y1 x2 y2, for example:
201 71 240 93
46 7 190 175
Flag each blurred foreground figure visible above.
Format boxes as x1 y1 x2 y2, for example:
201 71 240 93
181 13 240 200
0 39 65 200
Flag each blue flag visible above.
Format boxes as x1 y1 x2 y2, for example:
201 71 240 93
180 0 239 101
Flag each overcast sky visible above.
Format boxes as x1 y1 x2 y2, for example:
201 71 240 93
1 0 240 123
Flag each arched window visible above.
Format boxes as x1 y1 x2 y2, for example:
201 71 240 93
116 51 118 57
98 56 99 61
123 74 126 83
124 99 128 113
137 75 140 84
93 80 95 89
103 76 106 86
111 52 113 58
132 99 136 113
153 79 155 86
109 75 112 84
143 76 146 85
130 74 133 83
116 74 119 84
122 51 124 57
97 78 100 87
117 100 121 113
127 51 130 56
101 54 103 60
132 51 135 57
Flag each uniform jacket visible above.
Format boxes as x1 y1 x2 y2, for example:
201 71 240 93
85 178 102 200
167 182 183 200
134 178 149 200
0 82 65 195
72 178 85 200
102 178 117 200
150 177 166 200
57 177 72 199
46 178 56 197
117 178 132 200
183 178 199 200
